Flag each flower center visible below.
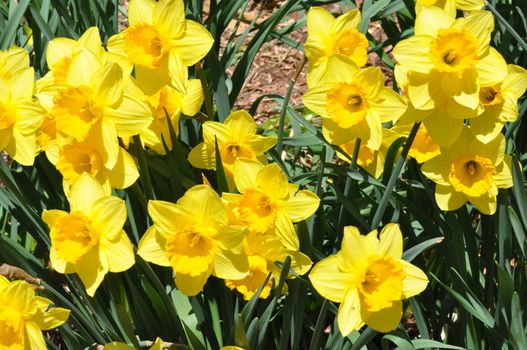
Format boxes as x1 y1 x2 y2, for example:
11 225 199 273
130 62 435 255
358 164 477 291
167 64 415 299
0 307 24 349
479 85 504 106
124 23 167 68
56 142 103 183
449 154 497 196
236 189 277 233
430 28 479 73
333 29 368 66
326 83 369 129
52 86 102 141
358 256 405 312
165 227 216 276
220 142 253 165
51 212 99 263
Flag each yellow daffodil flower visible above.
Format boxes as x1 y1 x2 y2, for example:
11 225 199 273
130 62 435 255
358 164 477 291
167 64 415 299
225 231 312 300
393 7 507 146
471 64 527 143
188 110 277 187
47 48 152 169
304 7 368 86
0 65 44 166
421 127 513 214
137 185 249 296
222 158 320 251
107 0 213 91
43 174 135 296
309 224 428 335
303 55 406 148
0 275 70 349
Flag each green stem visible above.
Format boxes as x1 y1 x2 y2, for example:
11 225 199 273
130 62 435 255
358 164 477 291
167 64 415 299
277 55 306 155
196 61 215 120
132 135 155 200
370 122 421 230
337 138 362 236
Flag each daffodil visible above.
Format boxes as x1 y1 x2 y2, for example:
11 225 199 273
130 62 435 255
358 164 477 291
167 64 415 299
107 0 213 91
47 48 152 169
137 185 249 296
309 224 428 335
421 127 512 214
393 7 507 146
188 110 277 187
304 7 368 86
0 275 70 349
42 174 135 296
0 65 44 166
222 158 320 250
225 231 312 300
45 140 138 192
471 64 527 143
303 55 406 148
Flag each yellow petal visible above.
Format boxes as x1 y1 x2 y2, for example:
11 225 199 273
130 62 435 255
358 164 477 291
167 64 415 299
7 129 37 166
494 155 513 189
337 287 363 336
153 0 185 38
101 120 119 169
470 110 503 144
256 163 290 199
377 224 403 259
188 142 215 169
414 6 454 36
128 0 155 26
332 9 361 33
400 260 429 298
477 48 507 86
175 269 211 296
34 305 70 330
50 247 76 274
435 184 466 211
287 250 313 275
90 196 126 241
92 63 123 106
275 211 300 251
339 226 372 272
203 120 231 146
42 209 68 228
302 85 330 117
106 94 153 138
8 67 34 101
181 79 204 116
281 190 320 222
65 48 101 87
370 88 407 123
167 51 188 93
171 20 214 66
101 231 135 273
76 247 109 296
68 173 106 214
233 158 262 193
148 200 194 237
212 249 249 280
46 37 75 68
455 10 493 57
24 322 47 350
246 135 277 154
309 256 351 302
467 190 497 215
108 147 139 189
224 110 256 139
137 226 170 267
177 185 225 226
307 7 334 36
362 300 402 333
423 113 463 147
503 64 527 98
